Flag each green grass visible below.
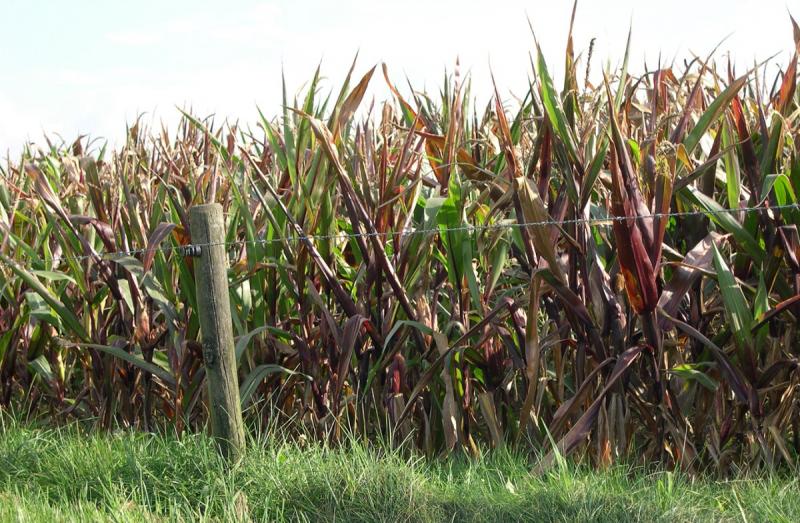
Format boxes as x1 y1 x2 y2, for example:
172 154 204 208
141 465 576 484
0 420 798 522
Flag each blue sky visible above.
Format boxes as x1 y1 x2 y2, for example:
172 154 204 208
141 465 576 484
0 0 796 155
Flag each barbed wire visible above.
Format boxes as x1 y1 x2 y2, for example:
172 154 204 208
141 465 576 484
3 202 799 266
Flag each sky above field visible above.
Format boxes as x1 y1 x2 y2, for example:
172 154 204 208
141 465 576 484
0 0 796 157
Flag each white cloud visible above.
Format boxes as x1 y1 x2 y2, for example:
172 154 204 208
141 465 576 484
0 92 67 159
105 30 163 47
104 3 284 49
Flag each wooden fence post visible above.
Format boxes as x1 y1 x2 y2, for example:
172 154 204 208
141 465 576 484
189 203 246 462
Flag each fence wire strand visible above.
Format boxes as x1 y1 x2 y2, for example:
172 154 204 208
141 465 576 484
3 202 799 265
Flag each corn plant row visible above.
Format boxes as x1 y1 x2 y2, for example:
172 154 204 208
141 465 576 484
1 11 800 472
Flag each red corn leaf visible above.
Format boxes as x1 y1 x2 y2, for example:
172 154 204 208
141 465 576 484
660 308 756 410
750 293 800 334
658 232 723 328
774 54 797 116
332 65 376 141
143 223 176 273
729 94 761 197
69 215 117 253
536 345 647 472
608 147 659 314
604 76 659 314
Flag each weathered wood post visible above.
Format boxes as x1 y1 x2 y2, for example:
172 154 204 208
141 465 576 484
189 203 246 462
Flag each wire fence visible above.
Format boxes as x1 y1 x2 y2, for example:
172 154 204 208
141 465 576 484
2 202 799 266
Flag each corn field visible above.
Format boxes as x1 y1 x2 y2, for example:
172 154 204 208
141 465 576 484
2 11 800 473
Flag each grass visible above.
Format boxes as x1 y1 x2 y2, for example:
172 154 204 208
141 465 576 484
0 420 798 522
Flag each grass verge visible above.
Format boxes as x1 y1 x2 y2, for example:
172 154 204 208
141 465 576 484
0 420 797 522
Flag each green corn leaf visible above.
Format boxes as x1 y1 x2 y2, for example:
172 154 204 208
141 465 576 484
683 75 747 157
721 119 741 207
711 243 754 350
580 137 609 210
25 291 61 329
683 186 765 263
669 363 718 391
1 253 89 341
753 274 770 350
437 172 481 312
68 343 175 386
235 325 293 362
537 45 580 168
28 355 54 385
240 364 304 409
31 270 76 284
